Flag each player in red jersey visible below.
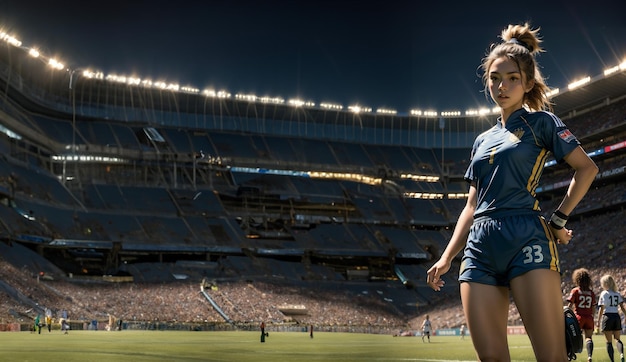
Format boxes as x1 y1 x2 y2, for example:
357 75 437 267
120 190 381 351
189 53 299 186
567 268 596 362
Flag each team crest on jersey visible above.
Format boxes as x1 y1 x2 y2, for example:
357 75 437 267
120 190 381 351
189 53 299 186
558 129 576 143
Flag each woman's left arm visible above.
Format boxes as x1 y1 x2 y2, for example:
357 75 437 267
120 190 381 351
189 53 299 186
557 146 599 215
548 146 598 244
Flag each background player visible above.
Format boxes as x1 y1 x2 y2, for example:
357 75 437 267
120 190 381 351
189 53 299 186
421 315 432 343
567 268 596 361
597 274 626 362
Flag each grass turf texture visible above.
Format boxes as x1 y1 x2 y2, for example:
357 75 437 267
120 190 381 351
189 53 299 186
0 330 602 361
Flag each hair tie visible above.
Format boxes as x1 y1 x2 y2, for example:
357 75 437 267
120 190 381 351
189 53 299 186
507 37 531 51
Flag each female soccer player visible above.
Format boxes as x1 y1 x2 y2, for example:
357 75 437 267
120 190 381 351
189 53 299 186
567 268 596 361
421 315 432 343
597 274 626 362
426 22 598 360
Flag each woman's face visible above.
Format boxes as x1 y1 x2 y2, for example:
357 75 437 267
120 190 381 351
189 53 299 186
488 56 531 115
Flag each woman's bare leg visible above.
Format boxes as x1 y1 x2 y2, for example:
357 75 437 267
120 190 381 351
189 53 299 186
510 269 567 361
461 282 511 361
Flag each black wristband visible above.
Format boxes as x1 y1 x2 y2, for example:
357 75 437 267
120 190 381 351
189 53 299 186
550 210 569 229
549 219 564 230
553 210 569 220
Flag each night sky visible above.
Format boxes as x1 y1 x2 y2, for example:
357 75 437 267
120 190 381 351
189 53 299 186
1 0 625 114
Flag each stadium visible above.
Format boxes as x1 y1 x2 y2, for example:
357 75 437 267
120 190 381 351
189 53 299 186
0 21 625 354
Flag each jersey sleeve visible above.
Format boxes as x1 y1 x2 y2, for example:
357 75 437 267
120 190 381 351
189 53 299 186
539 111 580 162
463 132 484 183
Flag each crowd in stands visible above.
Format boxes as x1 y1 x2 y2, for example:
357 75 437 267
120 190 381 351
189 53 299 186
565 98 626 138
2 205 624 334
0 260 221 325
0 255 406 333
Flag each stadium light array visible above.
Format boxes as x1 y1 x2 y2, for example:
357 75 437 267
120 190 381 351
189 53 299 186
604 66 620 76
0 31 22 47
202 89 231 98
400 173 440 182
320 102 343 110
465 107 497 116
180 86 200 93
288 99 316 107
410 109 438 116
376 108 397 115
567 76 590 90
604 60 626 75
348 105 372 113
52 154 127 163
308 171 381 185
546 88 560 98
48 58 64 70
106 74 141 85
257 96 284 104
234 93 284 104
403 192 444 199
150 81 179 90
236 93 257 102
3 24 625 119
78 70 104 80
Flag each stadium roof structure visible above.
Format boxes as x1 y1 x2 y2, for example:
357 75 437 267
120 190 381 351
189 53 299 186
552 70 626 116
550 68 626 147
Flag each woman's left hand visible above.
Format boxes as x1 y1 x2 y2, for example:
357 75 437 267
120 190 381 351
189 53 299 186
551 226 573 245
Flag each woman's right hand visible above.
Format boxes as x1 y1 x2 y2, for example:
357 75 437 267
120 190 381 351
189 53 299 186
426 259 451 291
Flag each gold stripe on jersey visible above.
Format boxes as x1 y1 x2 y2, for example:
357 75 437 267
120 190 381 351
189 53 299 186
540 216 560 272
527 148 549 210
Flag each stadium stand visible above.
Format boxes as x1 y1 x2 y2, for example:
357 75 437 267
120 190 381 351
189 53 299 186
0 28 625 334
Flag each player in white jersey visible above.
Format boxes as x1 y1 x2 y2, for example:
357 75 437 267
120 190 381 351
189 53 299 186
421 315 432 343
597 274 626 362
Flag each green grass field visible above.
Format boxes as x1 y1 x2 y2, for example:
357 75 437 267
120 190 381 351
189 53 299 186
0 330 613 361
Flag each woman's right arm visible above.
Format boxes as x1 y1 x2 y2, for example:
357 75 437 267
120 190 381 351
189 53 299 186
619 301 626 318
596 305 605 330
426 184 476 291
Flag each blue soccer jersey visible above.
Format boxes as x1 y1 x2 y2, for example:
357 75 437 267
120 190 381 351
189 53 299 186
464 108 580 219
